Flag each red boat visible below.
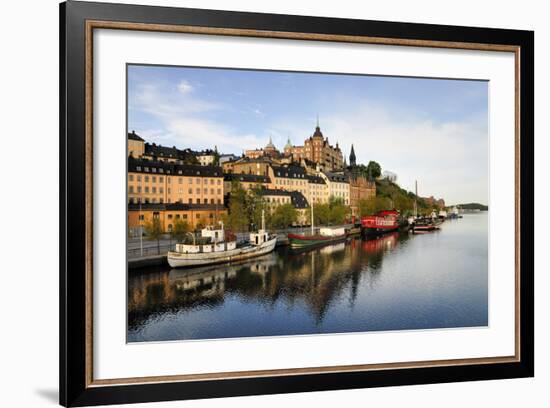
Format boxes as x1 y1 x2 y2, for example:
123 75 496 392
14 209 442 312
361 209 400 238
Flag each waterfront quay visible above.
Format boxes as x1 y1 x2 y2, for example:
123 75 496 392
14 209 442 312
128 212 488 342
127 224 355 269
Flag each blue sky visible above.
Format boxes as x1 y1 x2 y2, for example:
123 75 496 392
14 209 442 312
128 64 488 205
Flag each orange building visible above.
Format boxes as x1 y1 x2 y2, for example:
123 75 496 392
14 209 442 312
128 156 224 205
283 123 343 171
128 203 227 235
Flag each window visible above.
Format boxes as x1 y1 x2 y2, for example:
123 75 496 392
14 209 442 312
159 187 163 194
217 189 221 194
152 187 157 193
175 214 180 219
129 186 134 193
137 186 142 193
210 189 214 194
188 198 192 204
144 176 149 182
211 199 215 204
217 199 221 204
217 179 221 185
196 178 201 184
167 188 171 194
167 177 170 184
137 175 141 182
145 187 149 193
178 178 183 184
152 176 156 183
139 214 144 221
129 174 134 181
136 166 141 171
196 214 201 219
196 188 200 194
188 188 192 194
210 179 214 185
159 176 163 182
183 214 188 220
204 188 208 194
196 198 201 204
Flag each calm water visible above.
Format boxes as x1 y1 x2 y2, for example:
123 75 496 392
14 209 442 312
128 212 488 342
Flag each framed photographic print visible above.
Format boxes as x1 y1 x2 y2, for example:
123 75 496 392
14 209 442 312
60 0 534 406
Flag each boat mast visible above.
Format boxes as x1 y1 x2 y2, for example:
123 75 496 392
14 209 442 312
414 180 418 218
261 209 265 231
311 200 314 235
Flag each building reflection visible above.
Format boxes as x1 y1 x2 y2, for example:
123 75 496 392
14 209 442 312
128 232 402 330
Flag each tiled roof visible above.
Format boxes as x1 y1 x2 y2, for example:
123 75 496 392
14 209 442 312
224 173 271 183
128 156 223 177
127 131 144 141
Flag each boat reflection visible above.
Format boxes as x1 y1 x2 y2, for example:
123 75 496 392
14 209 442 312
128 232 405 331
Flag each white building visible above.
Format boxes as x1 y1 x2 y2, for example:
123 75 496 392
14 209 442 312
382 170 398 182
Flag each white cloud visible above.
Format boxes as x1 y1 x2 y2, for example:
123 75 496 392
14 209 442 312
130 79 267 155
177 80 193 95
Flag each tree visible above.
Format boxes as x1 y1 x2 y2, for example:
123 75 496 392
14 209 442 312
226 181 249 232
144 217 163 254
247 186 269 230
171 218 190 243
307 203 331 226
358 196 392 216
271 203 298 228
365 161 382 179
328 196 349 224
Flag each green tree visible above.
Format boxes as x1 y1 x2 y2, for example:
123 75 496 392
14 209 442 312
144 217 163 254
247 186 269 230
358 196 392 216
227 181 249 232
328 196 349 224
307 203 331 226
171 218 190 243
365 160 382 179
271 203 298 228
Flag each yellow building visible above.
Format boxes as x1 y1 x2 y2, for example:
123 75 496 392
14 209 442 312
319 171 351 205
224 173 271 193
128 156 224 205
306 174 329 204
128 203 227 235
268 165 309 199
222 156 272 176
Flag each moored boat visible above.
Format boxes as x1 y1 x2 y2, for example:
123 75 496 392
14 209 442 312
167 212 277 268
361 209 400 238
288 226 347 249
411 217 441 233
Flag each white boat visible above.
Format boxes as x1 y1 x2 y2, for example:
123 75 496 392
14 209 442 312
167 211 277 268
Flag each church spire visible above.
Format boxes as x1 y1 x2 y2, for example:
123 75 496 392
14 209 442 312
349 144 356 166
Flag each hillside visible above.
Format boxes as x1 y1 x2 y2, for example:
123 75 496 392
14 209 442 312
366 179 433 216
454 202 489 211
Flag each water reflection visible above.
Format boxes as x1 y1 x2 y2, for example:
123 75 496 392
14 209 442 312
128 213 488 341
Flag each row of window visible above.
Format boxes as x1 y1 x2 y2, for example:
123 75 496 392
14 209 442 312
130 198 223 205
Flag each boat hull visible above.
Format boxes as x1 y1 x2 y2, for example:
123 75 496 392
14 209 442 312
167 237 277 268
288 233 347 249
361 226 399 238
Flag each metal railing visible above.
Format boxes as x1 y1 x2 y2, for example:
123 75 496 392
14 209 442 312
127 243 175 259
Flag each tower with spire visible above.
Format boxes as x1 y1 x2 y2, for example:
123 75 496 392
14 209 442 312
349 144 357 167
